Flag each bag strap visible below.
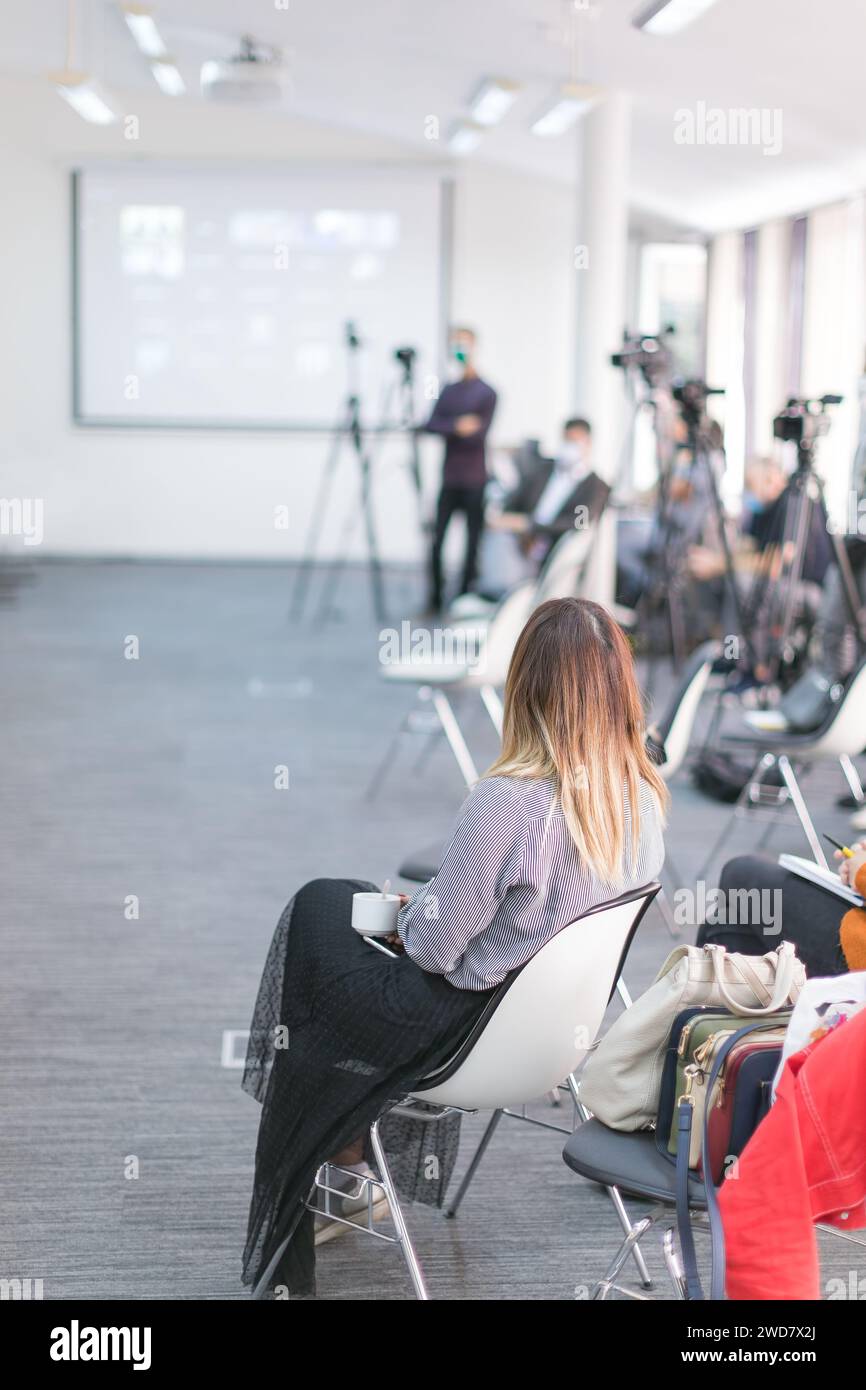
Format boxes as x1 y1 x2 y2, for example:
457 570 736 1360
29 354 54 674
675 1102 704 1299
675 1021 771 1300
708 942 798 1016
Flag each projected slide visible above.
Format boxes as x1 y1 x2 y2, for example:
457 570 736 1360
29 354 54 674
73 165 445 427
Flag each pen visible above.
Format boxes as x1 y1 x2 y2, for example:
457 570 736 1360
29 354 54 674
823 832 853 858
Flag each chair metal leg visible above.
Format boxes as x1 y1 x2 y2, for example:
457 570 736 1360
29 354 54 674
569 1082 653 1290
369 1119 430 1300
364 714 410 801
429 688 479 788
778 756 828 867
840 753 865 804
411 724 446 774
445 1109 503 1218
695 752 776 882
752 799 787 854
479 683 504 737
606 1185 654 1290
591 1216 654 1299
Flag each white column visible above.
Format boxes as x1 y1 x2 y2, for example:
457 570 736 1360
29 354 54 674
574 91 632 605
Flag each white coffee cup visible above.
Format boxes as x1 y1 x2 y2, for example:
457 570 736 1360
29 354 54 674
351 891 402 938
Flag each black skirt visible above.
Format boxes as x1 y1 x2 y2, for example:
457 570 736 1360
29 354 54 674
242 877 498 1296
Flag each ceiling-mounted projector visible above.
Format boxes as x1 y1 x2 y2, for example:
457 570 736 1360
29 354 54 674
200 35 286 103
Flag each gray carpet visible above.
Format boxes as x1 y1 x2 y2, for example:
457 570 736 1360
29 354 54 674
0 559 860 1300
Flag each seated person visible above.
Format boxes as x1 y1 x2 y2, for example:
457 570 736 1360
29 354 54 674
688 454 833 680
696 848 866 976
616 417 728 645
241 596 667 1296
483 418 609 581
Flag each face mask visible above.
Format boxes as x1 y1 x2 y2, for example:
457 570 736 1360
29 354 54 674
742 491 763 515
558 441 585 470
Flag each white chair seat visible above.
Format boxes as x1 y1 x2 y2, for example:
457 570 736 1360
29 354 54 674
448 594 496 621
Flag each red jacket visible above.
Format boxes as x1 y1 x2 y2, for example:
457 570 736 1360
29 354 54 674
720 1003 866 1300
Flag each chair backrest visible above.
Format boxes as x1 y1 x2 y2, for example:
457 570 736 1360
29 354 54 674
464 578 536 688
653 641 718 781
534 526 595 605
807 654 866 758
412 883 659 1111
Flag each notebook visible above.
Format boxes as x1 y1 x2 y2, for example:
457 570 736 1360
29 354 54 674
778 853 864 906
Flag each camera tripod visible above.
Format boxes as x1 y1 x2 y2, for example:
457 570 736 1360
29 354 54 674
633 390 746 698
291 328 427 625
740 437 865 685
373 350 425 531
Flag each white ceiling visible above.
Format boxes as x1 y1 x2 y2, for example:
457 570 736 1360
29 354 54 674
3 0 866 232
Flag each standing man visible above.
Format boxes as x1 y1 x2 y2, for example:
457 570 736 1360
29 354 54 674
423 326 497 612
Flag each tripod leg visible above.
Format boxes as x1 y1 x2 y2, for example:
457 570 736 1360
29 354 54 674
359 450 387 624
695 752 775 882
668 586 688 671
290 420 345 620
815 473 866 644
364 710 410 801
776 485 812 672
316 489 365 622
693 434 751 662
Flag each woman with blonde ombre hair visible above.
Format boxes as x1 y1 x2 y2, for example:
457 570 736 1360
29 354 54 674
486 594 668 886
242 596 666 1296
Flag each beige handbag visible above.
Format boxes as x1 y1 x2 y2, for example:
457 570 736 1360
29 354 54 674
578 941 805 1131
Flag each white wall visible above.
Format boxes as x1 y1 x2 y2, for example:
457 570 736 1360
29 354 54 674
0 78 576 561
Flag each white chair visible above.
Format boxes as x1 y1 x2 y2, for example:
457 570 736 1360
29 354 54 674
271 883 660 1300
449 520 599 624
368 580 535 794
641 642 719 937
697 653 866 880
534 525 599 606
649 641 718 785
368 528 607 800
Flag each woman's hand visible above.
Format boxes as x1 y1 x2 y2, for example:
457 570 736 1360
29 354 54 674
835 842 866 887
384 895 411 950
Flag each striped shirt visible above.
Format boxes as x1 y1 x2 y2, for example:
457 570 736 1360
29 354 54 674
398 775 665 991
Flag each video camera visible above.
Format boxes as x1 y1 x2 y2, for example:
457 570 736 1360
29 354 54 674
394 346 417 373
610 326 675 388
672 378 725 428
773 394 843 449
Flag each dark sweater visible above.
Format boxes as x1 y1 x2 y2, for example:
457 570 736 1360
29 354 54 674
424 375 497 488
